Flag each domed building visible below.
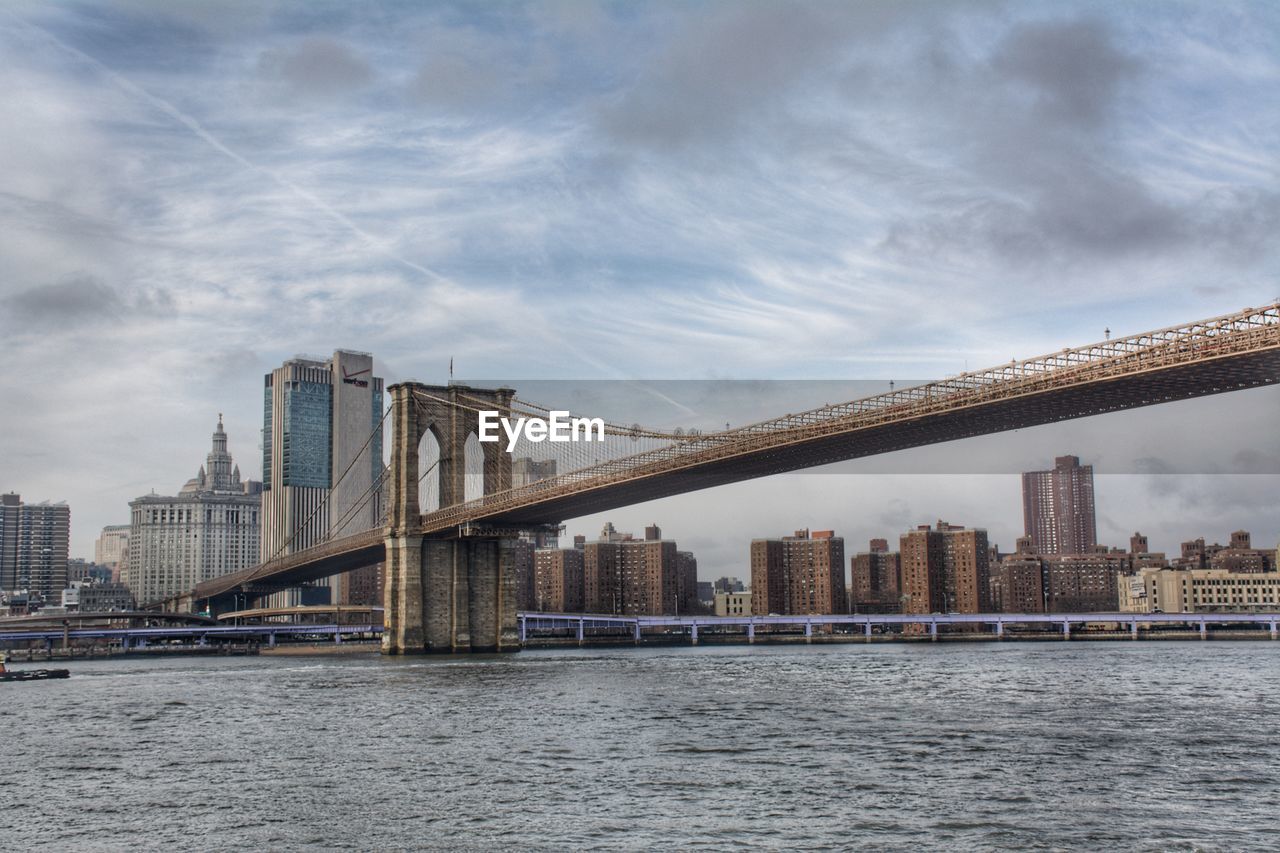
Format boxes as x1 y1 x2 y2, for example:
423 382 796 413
125 416 263 605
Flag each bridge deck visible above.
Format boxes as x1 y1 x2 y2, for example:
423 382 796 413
10 612 1276 646
181 303 1280 608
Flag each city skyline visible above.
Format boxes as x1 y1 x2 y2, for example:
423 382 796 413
3 4 1278 849
1 2 1277 568
18 421 1280 583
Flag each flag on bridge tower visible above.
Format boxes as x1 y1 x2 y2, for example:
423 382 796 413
449 357 453 379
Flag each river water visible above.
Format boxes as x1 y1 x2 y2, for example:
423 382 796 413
3 642 1278 851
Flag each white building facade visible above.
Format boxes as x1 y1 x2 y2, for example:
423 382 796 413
126 416 262 604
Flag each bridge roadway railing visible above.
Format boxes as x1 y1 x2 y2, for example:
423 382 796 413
424 303 1280 530
188 527 385 603
519 611 1280 642
0 623 379 646
8 613 1278 647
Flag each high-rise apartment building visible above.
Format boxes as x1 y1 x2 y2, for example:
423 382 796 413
990 556 1046 613
677 551 699 614
261 351 384 606
24 500 71 602
621 538 678 615
1042 554 1126 611
0 492 71 602
850 540 901 613
0 493 15 593
127 417 262 604
990 536 1125 614
899 525 945 614
1171 534 1275 572
1022 455 1097 555
750 539 786 615
899 521 990 616
750 529 846 616
533 547 584 612
1206 531 1274 574
580 522 685 615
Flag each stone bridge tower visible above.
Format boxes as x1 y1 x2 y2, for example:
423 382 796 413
383 382 521 654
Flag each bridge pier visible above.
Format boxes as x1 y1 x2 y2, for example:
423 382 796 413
384 533 426 654
864 621 872 642
381 382 519 655
747 621 755 644
1062 620 1071 640
690 622 699 645
929 621 938 642
994 620 1004 640
385 536 518 654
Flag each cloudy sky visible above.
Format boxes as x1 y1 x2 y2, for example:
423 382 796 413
1 1 1277 572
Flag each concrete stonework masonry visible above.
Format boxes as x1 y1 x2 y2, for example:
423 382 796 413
383 383 519 654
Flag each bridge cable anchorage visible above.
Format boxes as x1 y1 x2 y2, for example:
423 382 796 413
245 403 393 586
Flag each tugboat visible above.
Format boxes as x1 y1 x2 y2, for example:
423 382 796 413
0 653 69 682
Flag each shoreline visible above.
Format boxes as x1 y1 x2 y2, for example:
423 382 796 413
7 631 1279 661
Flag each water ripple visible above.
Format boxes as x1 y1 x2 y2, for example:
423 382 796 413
2 642 1278 849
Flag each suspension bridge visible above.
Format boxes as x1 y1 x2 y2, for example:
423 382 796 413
162 303 1280 654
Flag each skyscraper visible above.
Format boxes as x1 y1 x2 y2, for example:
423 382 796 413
533 547 584 612
899 521 990 616
676 550 699 614
127 417 262 604
0 492 70 602
750 529 846 616
1022 455 1097 555
850 540 901 613
580 522 684 615
261 350 384 606
0 493 18 594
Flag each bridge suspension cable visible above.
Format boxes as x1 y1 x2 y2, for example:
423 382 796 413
186 301 1279 608
327 463 391 539
418 301 1280 526
409 386 731 490
244 403 393 585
